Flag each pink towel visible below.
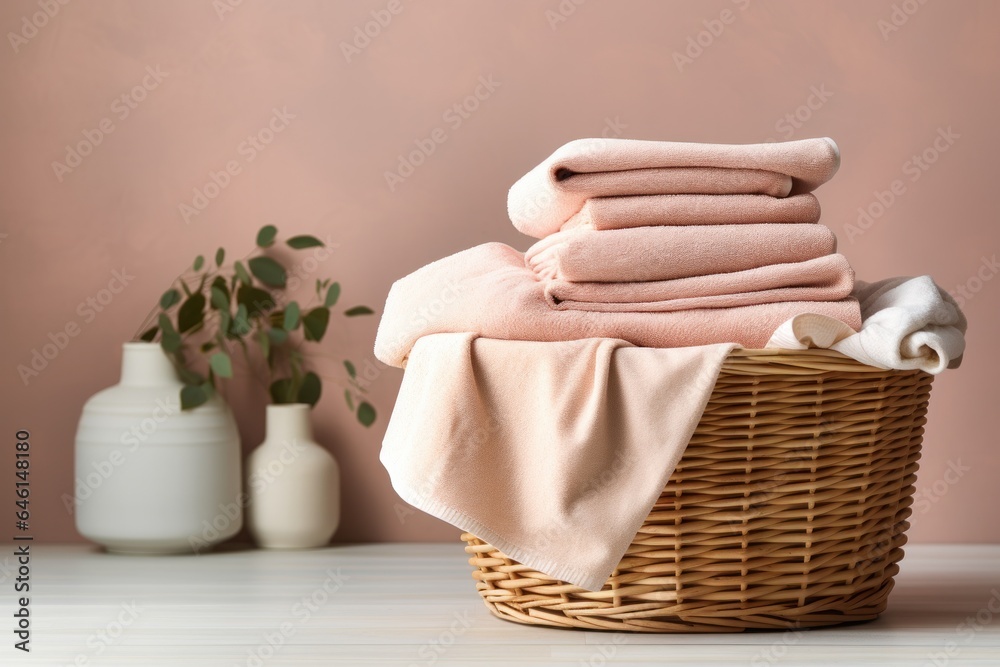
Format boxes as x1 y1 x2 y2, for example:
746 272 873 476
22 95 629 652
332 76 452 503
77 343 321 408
508 137 841 238
381 333 736 591
561 193 821 232
526 224 838 284
373 243 861 368
544 254 854 312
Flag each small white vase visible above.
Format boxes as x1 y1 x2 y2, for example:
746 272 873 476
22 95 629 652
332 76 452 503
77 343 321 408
247 404 340 548
74 342 243 554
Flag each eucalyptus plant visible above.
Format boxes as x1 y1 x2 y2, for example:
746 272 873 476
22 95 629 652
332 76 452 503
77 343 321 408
134 225 377 426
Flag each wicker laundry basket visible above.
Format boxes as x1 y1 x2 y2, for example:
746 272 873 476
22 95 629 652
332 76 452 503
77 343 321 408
462 348 934 632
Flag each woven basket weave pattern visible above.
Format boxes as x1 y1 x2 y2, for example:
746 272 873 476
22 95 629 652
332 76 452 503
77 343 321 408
463 349 933 632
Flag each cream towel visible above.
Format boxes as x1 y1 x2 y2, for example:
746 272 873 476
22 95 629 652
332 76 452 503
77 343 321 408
767 276 966 373
380 333 736 591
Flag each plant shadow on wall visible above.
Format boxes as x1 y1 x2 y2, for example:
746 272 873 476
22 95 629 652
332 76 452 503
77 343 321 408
133 225 377 426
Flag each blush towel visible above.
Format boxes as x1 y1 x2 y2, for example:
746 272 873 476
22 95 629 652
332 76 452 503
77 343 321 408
561 193 821 232
508 137 841 238
373 242 861 368
544 254 855 313
381 333 737 591
526 224 838 284
767 275 967 374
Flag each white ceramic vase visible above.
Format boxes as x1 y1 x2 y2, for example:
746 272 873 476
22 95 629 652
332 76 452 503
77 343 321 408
247 404 340 548
74 342 243 554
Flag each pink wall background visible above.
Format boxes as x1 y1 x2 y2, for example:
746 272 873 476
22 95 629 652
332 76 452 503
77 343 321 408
1 0 997 545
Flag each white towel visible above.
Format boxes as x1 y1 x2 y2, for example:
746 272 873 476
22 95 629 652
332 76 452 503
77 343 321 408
767 276 966 374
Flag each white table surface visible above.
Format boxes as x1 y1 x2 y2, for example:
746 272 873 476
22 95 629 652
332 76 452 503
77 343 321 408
1 543 998 666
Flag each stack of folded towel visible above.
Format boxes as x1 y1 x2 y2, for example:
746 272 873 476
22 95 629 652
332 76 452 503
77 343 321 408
374 138 862 368
511 137 859 320
375 137 967 593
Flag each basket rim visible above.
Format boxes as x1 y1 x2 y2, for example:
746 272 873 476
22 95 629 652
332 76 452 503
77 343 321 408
724 348 911 375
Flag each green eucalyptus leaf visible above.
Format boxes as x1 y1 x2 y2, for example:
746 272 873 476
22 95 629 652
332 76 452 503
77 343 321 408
211 275 230 296
157 313 177 338
160 334 182 354
236 284 274 318
267 327 289 345
209 352 233 378
210 286 230 312
344 360 356 378
256 225 278 248
177 293 207 334
231 303 250 336
302 307 330 342
269 378 295 404
234 261 252 286
248 256 287 288
345 389 354 411
193 255 205 271
180 385 208 411
138 326 158 342
283 301 300 331
215 247 225 267
157 313 175 335
298 371 322 407
220 310 232 337
212 285 231 312
286 235 324 249
344 305 374 317
160 289 181 309
324 282 341 308
357 401 376 427
258 329 271 361
177 368 205 386
210 287 230 312
158 315 181 352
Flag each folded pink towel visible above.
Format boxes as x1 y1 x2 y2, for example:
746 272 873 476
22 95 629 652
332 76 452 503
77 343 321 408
381 333 736 591
544 254 854 312
508 137 841 238
561 193 821 232
526 224 838 283
373 243 861 368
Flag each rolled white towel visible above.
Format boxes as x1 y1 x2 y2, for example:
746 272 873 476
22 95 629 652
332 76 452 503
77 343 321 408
767 275 966 374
